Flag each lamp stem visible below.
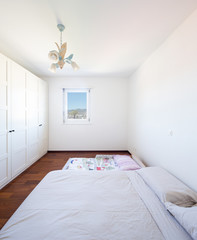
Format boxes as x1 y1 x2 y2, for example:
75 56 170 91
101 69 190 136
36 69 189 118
60 31 62 47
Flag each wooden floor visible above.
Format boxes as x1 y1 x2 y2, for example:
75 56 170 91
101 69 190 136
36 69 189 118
0 151 129 229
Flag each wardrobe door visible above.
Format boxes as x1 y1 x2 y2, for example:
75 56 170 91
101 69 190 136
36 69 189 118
0 54 11 188
38 79 48 157
10 61 27 177
26 73 39 165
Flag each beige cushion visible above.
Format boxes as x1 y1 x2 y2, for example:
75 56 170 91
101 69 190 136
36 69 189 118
138 167 197 207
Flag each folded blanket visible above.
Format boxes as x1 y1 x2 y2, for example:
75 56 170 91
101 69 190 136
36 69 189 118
114 155 141 171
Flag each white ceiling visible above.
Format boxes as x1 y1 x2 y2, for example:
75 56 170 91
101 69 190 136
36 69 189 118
0 0 196 78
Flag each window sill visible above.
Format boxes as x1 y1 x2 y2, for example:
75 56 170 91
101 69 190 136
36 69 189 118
63 121 91 125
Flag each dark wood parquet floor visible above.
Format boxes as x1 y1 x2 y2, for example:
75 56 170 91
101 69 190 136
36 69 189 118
0 151 129 229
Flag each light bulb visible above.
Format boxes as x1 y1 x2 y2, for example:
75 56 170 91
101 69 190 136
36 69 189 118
49 63 57 73
48 50 59 63
71 61 80 71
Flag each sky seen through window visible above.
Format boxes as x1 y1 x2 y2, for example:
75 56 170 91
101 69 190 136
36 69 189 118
67 92 87 110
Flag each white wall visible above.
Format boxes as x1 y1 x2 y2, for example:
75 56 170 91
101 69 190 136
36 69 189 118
128 9 197 191
47 77 128 151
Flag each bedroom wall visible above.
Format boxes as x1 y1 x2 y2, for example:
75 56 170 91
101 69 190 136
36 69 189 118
47 77 128 150
128 9 197 191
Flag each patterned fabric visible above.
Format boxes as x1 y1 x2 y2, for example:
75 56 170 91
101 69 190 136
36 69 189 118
95 155 118 170
65 158 95 170
64 156 118 171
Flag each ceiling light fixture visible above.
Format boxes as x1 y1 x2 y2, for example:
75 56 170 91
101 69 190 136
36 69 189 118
48 24 79 73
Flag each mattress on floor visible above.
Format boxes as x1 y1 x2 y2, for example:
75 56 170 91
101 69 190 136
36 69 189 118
0 170 192 240
62 154 143 171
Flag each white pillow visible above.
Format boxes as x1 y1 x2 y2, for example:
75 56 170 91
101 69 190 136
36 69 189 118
166 202 197 240
138 167 197 207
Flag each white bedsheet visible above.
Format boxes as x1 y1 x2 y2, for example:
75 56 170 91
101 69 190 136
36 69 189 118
0 170 191 240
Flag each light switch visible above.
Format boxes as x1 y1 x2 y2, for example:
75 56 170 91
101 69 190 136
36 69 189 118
168 130 173 136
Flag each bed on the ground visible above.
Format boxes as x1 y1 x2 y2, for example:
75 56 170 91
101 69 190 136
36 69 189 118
0 167 197 240
63 154 145 171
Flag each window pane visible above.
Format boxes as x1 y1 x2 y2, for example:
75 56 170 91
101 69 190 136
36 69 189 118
67 92 87 119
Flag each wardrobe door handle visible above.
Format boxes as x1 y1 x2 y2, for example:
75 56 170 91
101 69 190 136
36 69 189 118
39 124 42 127
8 130 15 133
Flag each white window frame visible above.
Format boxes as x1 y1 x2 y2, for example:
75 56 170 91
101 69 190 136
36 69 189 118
63 88 91 124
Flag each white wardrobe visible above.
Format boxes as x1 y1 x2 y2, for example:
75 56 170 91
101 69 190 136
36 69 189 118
0 53 48 189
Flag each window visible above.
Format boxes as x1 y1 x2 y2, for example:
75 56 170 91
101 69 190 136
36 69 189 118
63 88 90 124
